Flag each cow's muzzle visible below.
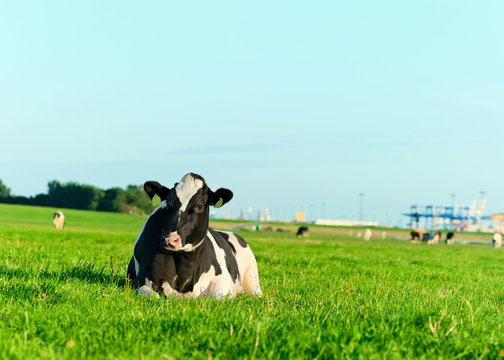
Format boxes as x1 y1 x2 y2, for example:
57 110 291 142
165 232 182 250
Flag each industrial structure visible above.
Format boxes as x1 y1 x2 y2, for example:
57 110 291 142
404 197 490 231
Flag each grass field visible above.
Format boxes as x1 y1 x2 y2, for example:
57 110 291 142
1 203 504 359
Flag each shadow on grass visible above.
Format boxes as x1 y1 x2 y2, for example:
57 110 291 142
56 261 128 287
0 261 128 288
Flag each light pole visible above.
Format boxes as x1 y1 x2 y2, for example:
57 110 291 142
359 193 364 222
450 194 456 231
479 191 486 231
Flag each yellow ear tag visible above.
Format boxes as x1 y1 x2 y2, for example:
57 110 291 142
214 197 223 208
152 194 161 207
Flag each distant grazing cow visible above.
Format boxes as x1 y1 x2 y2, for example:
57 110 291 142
446 232 455 245
492 233 502 248
410 231 420 242
53 211 65 229
296 226 309 237
127 173 262 299
425 231 441 245
363 229 372 241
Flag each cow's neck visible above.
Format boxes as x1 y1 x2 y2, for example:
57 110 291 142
171 237 208 291
176 240 205 262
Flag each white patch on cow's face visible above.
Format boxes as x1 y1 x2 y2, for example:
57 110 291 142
175 174 204 212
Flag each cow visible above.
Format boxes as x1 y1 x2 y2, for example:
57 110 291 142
446 232 455 245
410 231 420 242
363 228 372 241
492 232 502 248
425 231 441 245
127 173 262 299
53 211 65 229
296 226 309 237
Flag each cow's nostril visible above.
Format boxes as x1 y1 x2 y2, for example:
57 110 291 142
166 233 181 248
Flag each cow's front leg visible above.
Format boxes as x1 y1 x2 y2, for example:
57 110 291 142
138 278 160 298
208 278 234 299
161 281 189 298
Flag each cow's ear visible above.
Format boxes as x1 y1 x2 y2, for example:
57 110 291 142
144 181 171 200
209 188 233 208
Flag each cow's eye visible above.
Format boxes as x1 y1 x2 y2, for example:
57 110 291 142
196 204 204 211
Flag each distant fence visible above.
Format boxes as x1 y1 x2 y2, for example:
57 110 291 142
315 219 379 227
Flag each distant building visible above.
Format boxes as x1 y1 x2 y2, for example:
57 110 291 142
260 208 271 222
295 212 306 222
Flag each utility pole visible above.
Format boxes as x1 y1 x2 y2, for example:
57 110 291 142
359 193 364 222
450 194 456 231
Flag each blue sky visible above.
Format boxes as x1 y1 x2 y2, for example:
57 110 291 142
1 1 503 225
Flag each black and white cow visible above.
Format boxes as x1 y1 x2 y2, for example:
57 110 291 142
127 173 262 299
53 211 65 229
296 226 309 237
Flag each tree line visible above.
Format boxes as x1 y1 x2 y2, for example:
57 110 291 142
0 179 152 214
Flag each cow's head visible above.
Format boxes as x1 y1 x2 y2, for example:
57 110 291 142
143 173 233 252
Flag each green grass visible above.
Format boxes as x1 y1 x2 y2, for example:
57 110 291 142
1 203 504 359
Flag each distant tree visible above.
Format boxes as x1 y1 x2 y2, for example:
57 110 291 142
85 184 105 210
47 180 63 206
46 180 104 210
33 194 50 207
10 196 31 205
0 179 11 198
124 185 152 214
1 178 152 214
97 187 125 212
